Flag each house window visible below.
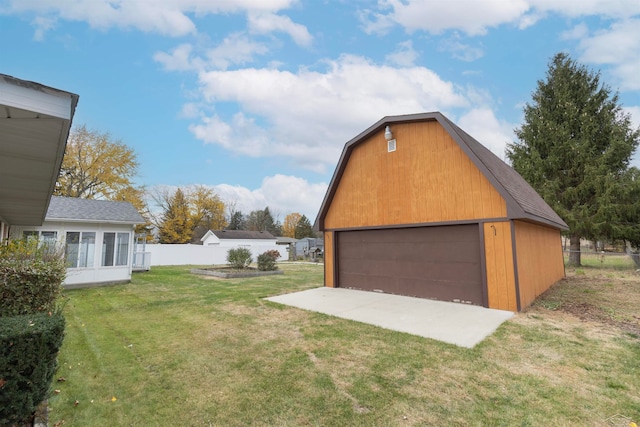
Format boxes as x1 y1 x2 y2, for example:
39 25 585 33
23 230 58 246
65 232 96 268
23 230 38 240
102 232 130 266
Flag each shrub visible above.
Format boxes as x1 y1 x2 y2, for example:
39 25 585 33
0 310 66 426
257 250 281 271
0 239 66 318
226 247 252 269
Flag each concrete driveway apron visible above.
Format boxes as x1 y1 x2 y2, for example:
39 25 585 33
265 287 514 348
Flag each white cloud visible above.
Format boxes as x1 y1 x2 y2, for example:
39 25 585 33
625 106 640 131
154 34 269 72
213 174 328 219
248 12 313 47
148 173 327 221
153 44 200 71
560 23 589 40
189 54 469 173
359 8 397 35
206 33 270 70
364 0 530 36
3 0 299 38
457 107 516 160
527 0 640 19
385 40 419 67
576 19 640 91
439 34 484 62
32 15 56 41
361 0 640 36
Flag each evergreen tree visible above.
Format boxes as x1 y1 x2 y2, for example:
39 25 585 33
157 188 192 243
507 53 640 266
227 211 245 230
246 207 279 235
294 215 314 239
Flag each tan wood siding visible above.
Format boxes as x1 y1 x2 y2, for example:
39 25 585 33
483 222 517 311
324 231 335 287
514 220 565 309
324 121 507 229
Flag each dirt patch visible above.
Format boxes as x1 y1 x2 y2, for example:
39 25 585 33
534 268 640 337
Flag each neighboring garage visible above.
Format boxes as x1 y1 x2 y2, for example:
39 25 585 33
315 112 569 312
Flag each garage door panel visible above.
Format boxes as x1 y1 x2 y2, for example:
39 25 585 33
398 261 480 281
337 225 483 305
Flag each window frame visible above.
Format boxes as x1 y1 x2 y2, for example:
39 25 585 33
65 231 96 269
102 232 131 267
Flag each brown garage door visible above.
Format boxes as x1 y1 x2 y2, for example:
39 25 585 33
337 224 484 305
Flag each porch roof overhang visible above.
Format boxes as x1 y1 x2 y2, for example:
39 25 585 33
0 74 79 226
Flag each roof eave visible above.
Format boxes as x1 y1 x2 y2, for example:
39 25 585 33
0 74 80 226
44 217 144 225
515 214 570 231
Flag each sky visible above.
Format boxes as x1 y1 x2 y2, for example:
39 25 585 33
1 0 639 222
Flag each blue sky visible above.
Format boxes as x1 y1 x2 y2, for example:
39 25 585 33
1 0 639 221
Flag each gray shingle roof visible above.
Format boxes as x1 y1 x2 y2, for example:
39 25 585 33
211 230 276 240
316 112 568 231
45 196 145 224
440 115 568 229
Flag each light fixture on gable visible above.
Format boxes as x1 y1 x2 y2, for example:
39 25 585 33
385 125 396 152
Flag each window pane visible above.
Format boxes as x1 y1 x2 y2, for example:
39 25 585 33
65 232 80 268
116 233 129 266
102 233 115 266
41 231 57 241
79 232 95 268
23 231 38 239
41 231 57 246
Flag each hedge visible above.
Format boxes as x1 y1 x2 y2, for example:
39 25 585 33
0 239 66 317
0 311 65 426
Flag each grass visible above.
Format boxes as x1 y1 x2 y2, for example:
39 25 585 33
48 262 640 426
565 252 637 270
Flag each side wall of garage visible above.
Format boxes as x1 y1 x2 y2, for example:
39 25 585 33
514 220 565 309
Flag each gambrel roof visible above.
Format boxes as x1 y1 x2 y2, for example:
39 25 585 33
46 196 145 224
316 112 568 231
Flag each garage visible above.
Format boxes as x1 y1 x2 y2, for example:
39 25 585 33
337 225 484 305
316 112 569 312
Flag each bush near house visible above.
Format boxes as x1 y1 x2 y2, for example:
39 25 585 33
0 311 65 426
257 250 280 271
226 247 252 270
0 238 67 425
0 239 66 317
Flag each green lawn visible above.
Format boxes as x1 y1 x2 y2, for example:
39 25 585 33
49 263 640 426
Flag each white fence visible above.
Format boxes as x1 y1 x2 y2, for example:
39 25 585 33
140 244 288 267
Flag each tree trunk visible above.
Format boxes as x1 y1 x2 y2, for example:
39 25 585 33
568 234 581 266
625 241 640 269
